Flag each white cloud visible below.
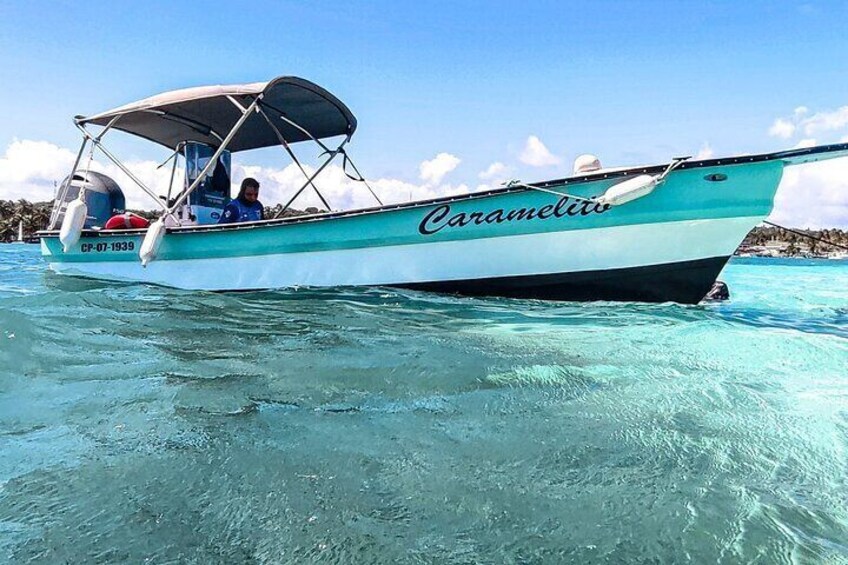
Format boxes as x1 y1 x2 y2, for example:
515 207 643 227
0 139 478 214
249 161 471 211
769 105 848 141
762 108 848 227
695 142 714 160
0 139 77 202
478 161 509 180
519 135 561 167
419 152 460 185
0 139 184 209
7 136 845 229
229 161 405 211
769 157 848 228
801 106 848 136
768 118 796 139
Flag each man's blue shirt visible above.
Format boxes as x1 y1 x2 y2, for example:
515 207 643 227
218 199 264 224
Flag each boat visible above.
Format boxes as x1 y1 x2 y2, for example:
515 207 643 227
13 220 25 244
38 76 848 303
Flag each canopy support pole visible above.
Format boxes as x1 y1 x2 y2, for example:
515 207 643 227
50 114 136 229
274 139 348 218
93 114 123 142
258 100 337 155
49 136 89 229
165 94 264 217
164 142 184 206
74 123 170 213
258 101 380 208
255 105 332 211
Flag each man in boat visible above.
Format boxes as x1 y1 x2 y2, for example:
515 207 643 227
218 178 264 223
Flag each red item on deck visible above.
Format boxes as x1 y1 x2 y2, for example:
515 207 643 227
103 212 150 230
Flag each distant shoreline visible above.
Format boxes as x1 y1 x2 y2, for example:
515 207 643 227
733 251 848 259
736 226 847 259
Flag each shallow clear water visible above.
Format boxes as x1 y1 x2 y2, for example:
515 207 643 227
1 245 847 563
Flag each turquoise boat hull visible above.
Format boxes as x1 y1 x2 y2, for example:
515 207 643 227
41 144 847 303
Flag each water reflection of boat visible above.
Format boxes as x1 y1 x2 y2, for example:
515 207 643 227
38 76 848 303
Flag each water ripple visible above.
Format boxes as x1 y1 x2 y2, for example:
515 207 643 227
1 246 847 562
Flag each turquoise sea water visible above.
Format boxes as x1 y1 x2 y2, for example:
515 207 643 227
1 244 847 563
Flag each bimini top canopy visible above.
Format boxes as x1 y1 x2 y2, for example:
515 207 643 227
76 76 357 152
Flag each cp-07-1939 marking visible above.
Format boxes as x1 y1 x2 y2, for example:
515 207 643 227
80 241 136 253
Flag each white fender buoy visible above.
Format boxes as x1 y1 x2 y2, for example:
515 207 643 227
59 198 88 252
139 219 166 267
597 174 658 206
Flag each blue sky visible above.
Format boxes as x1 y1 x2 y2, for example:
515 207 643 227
1 1 847 226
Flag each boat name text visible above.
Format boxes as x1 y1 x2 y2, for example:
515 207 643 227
418 196 610 235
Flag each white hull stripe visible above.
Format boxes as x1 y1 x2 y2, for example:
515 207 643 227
48 217 760 291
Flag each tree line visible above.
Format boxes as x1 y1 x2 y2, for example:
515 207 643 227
0 200 52 242
740 225 848 254
0 200 323 242
2 198 846 248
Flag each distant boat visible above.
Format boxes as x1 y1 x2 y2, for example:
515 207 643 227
12 220 25 244
38 75 848 303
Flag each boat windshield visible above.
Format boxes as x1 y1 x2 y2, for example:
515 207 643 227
184 142 231 224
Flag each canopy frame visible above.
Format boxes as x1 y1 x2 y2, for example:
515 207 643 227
75 76 358 153
50 76 388 228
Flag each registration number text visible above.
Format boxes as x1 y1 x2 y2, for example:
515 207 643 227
80 241 136 253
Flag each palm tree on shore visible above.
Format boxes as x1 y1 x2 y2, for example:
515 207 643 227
0 199 51 242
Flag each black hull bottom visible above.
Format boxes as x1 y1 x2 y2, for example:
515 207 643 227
397 256 731 304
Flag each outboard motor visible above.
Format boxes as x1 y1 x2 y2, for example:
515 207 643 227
184 142 231 224
53 171 126 228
